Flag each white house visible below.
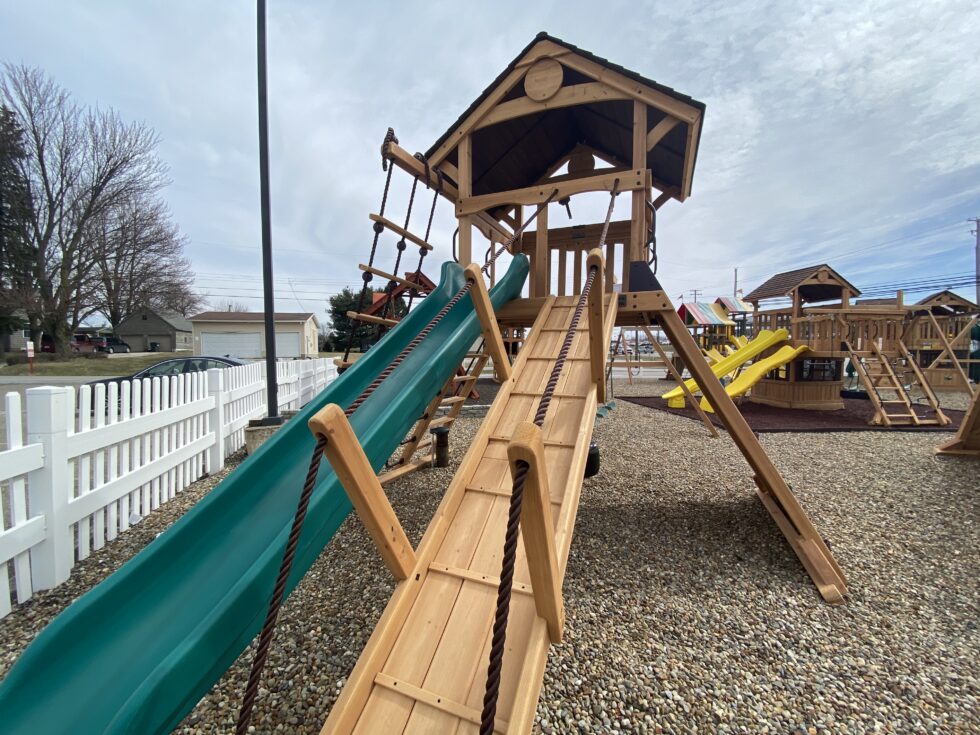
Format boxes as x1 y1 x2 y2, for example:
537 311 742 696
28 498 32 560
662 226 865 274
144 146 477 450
189 312 320 359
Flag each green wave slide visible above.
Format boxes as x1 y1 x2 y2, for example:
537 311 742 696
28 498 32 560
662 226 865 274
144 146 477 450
0 256 528 734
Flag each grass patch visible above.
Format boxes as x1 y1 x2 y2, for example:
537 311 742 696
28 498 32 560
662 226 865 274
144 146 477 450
0 353 185 377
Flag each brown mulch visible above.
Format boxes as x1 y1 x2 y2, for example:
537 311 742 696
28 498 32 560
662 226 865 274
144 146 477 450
620 394 964 433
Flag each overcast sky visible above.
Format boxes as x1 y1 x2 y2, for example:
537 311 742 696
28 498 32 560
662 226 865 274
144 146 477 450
2 0 978 318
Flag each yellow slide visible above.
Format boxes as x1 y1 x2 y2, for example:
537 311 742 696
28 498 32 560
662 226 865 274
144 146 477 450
662 328 789 407
700 344 809 412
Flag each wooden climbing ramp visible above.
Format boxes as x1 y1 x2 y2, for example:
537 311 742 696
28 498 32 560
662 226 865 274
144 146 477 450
322 291 617 734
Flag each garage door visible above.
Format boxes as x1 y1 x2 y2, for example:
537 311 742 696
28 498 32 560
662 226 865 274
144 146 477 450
201 332 262 359
274 332 301 358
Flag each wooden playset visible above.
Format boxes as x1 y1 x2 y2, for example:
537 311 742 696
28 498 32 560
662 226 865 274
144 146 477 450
0 33 858 735
741 264 955 426
312 33 846 735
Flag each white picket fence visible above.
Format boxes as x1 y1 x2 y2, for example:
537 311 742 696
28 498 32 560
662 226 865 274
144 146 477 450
0 358 336 618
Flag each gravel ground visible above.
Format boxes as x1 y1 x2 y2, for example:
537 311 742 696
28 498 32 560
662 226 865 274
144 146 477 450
1 380 977 734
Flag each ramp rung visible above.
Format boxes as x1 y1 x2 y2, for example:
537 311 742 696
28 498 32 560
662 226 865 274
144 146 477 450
453 374 477 383
441 396 466 406
378 455 432 486
358 264 429 291
429 416 454 429
373 673 510 733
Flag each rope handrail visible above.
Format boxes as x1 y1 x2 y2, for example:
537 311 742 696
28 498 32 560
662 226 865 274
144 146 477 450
478 182 619 734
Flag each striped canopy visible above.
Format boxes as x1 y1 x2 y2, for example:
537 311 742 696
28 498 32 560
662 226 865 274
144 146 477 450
677 302 735 326
715 296 753 314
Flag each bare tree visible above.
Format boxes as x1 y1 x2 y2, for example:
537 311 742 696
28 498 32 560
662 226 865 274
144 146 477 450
1 64 169 353
90 193 202 329
210 298 250 312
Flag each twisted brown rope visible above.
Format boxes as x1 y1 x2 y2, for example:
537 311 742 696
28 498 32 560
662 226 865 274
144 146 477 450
236 435 326 735
237 272 477 733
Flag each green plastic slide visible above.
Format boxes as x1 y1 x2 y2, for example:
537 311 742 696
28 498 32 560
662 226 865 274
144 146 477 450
0 256 528 735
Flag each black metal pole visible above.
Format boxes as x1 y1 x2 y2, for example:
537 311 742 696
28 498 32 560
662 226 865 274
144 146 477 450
257 0 281 424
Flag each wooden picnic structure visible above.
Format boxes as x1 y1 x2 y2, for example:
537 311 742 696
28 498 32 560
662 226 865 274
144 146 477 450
309 33 848 735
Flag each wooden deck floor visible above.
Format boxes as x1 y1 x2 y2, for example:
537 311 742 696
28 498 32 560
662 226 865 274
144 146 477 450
322 294 617 734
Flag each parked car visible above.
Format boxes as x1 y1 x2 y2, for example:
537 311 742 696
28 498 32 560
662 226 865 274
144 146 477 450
71 334 104 353
88 356 246 390
103 336 131 354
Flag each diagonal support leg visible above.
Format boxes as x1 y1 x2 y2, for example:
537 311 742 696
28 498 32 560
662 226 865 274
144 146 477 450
655 299 848 604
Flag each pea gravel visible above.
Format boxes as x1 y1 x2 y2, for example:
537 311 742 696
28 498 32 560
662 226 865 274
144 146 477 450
1 381 977 734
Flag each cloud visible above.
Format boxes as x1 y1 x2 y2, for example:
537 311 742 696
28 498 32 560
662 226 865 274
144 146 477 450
1 0 977 315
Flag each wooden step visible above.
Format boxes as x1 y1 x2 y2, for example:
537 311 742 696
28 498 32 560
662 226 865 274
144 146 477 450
369 214 434 251
347 311 399 327
452 374 477 383
440 396 466 406
358 264 430 291
429 416 454 429
378 455 433 486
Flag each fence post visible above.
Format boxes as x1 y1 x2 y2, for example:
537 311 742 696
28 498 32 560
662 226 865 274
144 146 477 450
25 386 73 590
207 368 226 472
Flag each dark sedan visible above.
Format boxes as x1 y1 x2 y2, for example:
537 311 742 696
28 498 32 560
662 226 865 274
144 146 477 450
88 355 246 390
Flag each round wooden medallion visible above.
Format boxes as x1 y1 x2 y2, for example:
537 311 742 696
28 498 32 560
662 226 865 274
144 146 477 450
568 149 595 174
524 58 563 101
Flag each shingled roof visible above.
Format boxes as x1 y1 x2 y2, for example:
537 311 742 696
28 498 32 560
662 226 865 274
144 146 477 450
424 32 705 208
743 264 861 304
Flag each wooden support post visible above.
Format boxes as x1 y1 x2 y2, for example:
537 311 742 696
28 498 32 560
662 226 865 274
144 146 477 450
656 301 848 604
641 325 718 438
628 100 648 291
457 134 473 266
534 204 549 297
925 312 975 394
308 404 416 580
587 248 606 403
463 264 512 382
936 387 980 455
508 421 564 643
573 249 582 295
557 247 567 296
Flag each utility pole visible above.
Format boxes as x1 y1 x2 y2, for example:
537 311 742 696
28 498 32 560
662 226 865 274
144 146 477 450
733 267 738 298
690 288 702 302
257 0 282 425
971 218 979 307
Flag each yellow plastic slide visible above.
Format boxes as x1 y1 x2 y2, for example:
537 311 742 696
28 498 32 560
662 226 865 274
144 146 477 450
662 328 789 407
700 344 809 413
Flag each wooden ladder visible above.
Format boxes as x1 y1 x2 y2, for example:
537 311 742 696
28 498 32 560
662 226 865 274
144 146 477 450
378 342 490 486
605 330 635 386
846 341 946 426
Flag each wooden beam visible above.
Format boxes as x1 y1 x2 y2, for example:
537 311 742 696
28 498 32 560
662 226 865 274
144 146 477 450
655 301 848 604
457 133 473 266
925 312 973 393
935 387 980 455
587 248 606 402
508 421 564 643
534 204 549 298
384 141 513 243
652 188 678 210
358 264 427 291
368 214 434 251
556 49 701 124
629 100 648 285
308 404 415 581
347 311 398 327
457 169 647 216
646 115 680 150
463 264 512 381
522 220 631 251
557 247 567 296
474 82 629 130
